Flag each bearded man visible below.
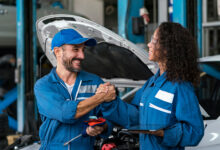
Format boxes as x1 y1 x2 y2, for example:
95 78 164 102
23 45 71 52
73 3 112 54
34 29 116 150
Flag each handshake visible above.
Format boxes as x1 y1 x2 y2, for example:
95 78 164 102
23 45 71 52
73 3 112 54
95 82 116 102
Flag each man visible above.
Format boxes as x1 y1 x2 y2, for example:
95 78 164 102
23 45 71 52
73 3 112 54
34 28 116 150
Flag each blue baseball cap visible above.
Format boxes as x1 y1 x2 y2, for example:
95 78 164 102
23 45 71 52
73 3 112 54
51 28 97 51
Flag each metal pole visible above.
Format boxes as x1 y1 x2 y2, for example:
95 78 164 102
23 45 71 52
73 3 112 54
118 0 128 38
197 0 202 57
16 0 25 132
173 0 187 27
32 0 38 120
158 0 168 24
33 0 37 83
118 0 144 43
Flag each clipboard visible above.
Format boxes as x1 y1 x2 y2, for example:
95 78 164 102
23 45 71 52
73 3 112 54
122 125 165 134
121 128 153 134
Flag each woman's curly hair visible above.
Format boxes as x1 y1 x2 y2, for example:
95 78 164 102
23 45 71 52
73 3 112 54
157 22 200 86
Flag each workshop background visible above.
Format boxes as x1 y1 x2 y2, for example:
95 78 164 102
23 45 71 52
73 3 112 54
0 0 220 149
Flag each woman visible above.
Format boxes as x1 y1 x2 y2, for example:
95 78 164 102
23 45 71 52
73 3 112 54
100 22 204 150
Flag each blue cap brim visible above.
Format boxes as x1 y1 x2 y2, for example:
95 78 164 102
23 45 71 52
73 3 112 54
66 38 97 46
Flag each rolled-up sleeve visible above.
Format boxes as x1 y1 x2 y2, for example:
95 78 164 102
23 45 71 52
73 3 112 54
34 81 80 124
160 83 204 147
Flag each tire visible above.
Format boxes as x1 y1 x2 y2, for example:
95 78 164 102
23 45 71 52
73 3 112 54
0 113 9 137
0 136 8 150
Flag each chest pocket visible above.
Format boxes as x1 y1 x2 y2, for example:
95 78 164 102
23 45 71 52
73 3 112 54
147 90 174 129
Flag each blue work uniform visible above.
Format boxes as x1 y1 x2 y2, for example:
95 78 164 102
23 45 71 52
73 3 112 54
102 70 204 150
34 68 112 150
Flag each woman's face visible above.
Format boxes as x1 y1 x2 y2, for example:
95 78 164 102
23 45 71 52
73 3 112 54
147 28 160 62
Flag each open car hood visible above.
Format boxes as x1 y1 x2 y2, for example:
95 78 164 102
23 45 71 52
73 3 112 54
36 14 158 87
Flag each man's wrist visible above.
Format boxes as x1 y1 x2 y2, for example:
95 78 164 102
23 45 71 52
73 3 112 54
94 93 106 103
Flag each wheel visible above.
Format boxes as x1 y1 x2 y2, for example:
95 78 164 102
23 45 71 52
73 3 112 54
0 113 9 137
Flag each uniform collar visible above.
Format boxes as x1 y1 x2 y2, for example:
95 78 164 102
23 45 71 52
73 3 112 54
48 67 93 83
149 69 167 88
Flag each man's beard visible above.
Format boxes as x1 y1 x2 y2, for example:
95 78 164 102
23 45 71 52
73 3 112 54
62 56 83 72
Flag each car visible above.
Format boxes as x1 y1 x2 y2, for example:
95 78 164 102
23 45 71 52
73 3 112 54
0 0 85 47
27 14 220 150
186 55 220 150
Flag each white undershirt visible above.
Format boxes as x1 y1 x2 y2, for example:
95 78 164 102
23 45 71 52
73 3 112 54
65 83 74 95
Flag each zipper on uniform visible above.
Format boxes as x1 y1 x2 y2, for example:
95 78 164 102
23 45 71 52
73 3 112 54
59 82 73 100
74 80 82 101
59 81 72 150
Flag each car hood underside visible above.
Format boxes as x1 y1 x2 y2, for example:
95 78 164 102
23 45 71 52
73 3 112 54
36 14 158 86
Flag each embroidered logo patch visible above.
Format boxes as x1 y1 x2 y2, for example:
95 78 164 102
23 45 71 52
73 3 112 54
155 90 174 104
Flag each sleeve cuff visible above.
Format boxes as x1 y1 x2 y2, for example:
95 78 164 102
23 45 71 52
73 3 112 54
62 100 80 123
160 123 183 147
99 120 113 138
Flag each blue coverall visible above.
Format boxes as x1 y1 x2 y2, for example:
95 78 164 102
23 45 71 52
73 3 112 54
102 70 204 150
34 68 112 150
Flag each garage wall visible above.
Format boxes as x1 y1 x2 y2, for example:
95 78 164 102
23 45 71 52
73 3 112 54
62 0 104 25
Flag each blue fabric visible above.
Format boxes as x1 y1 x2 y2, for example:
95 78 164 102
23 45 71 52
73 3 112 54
51 29 97 50
102 70 204 150
34 68 112 150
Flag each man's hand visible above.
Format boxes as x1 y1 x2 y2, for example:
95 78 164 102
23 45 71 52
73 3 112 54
75 83 116 119
96 82 116 102
86 124 107 136
96 82 110 94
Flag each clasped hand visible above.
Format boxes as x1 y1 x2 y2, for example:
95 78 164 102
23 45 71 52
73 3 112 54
96 82 116 102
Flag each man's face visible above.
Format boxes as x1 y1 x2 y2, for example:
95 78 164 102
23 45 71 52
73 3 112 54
61 44 85 72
